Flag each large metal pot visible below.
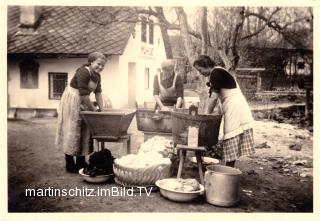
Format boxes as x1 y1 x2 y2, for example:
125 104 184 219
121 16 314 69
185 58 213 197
204 165 242 207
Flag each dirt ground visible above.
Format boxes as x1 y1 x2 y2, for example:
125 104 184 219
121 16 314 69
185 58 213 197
7 115 313 212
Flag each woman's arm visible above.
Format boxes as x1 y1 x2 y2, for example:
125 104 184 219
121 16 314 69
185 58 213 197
95 92 104 110
154 95 165 110
206 93 219 114
176 97 183 108
81 95 96 111
175 74 184 108
153 74 167 110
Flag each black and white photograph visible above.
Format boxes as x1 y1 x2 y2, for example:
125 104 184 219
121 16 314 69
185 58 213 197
1 0 319 219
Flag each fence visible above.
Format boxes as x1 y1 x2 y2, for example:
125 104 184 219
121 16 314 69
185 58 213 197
236 68 264 100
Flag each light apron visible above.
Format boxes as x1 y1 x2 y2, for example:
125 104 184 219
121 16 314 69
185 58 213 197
55 72 98 156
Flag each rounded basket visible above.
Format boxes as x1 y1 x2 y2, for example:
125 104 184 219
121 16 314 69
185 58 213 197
113 162 171 187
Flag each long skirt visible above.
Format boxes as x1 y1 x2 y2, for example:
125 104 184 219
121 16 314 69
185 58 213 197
222 128 254 162
55 86 93 156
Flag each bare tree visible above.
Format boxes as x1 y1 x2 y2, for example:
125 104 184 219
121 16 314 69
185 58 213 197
200 7 209 55
78 6 312 109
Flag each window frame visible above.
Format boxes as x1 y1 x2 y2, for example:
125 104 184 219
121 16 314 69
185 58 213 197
144 67 150 89
48 72 68 100
19 58 39 89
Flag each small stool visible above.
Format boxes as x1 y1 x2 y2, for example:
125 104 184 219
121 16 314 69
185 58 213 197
176 145 206 185
92 134 131 154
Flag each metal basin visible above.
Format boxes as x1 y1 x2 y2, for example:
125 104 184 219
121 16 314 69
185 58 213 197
81 109 136 139
155 178 205 202
79 168 114 183
136 108 172 133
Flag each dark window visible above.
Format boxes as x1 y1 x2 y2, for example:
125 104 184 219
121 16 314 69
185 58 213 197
49 72 68 100
19 58 39 88
298 62 305 69
141 17 147 43
149 20 154 44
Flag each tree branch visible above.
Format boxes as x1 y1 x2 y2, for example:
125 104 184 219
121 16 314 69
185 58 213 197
155 7 173 58
282 16 312 29
137 7 202 39
229 7 245 71
200 7 208 54
246 11 307 48
241 7 281 40
174 7 197 65
135 8 159 17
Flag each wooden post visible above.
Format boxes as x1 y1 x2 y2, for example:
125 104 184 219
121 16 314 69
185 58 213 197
304 76 312 124
257 72 262 92
305 88 310 119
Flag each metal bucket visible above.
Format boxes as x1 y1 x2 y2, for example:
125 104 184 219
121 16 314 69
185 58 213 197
204 165 242 207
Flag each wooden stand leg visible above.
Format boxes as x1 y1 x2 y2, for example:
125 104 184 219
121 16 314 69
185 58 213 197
126 137 131 154
196 152 204 185
101 141 105 150
177 150 186 179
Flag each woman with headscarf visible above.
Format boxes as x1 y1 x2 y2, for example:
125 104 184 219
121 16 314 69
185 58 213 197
193 55 255 168
153 59 184 111
55 52 107 173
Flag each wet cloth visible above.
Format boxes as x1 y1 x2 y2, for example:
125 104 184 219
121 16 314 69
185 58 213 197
222 128 254 162
55 86 94 156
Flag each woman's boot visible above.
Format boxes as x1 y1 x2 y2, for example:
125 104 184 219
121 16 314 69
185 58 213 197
76 156 88 170
65 154 78 173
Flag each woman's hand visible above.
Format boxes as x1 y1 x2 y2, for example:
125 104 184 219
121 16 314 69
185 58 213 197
81 95 97 111
161 106 170 112
176 97 183 108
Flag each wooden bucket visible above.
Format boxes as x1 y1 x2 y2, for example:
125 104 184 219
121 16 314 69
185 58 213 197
171 109 222 148
80 109 136 139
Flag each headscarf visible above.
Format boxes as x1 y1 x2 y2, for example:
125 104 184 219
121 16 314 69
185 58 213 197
160 59 175 82
88 52 107 63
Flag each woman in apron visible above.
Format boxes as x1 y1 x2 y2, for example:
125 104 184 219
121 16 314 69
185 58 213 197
193 55 255 167
153 59 184 111
55 52 107 173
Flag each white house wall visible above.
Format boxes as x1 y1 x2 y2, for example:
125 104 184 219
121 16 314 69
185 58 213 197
8 57 120 109
99 55 121 108
8 58 85 109
119 19 167 107
8 20 167 110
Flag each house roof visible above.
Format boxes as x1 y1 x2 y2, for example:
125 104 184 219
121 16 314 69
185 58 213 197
7 6 138 55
